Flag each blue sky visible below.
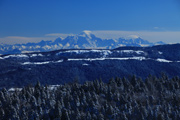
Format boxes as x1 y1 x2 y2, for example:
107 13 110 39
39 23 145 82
0 0 180 44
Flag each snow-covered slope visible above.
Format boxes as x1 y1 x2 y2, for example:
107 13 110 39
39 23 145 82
0 44 180 88
0 49 175 64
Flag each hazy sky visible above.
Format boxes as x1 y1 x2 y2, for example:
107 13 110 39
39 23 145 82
0 0 180 44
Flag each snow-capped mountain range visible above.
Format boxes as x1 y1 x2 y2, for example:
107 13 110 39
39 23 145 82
0 31 165 55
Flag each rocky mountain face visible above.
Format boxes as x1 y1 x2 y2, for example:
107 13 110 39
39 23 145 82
0 31 164 55
0 44 180 88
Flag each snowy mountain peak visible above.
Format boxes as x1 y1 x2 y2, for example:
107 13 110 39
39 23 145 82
78 30 94 39
126 35 140 39
82 30 92 35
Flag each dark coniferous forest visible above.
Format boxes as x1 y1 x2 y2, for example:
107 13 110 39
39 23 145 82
0 74 180 120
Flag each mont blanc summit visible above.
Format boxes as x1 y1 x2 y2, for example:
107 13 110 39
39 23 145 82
0 31 164 55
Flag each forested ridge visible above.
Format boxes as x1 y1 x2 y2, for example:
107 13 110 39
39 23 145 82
0 74 180 120
2 44 180 89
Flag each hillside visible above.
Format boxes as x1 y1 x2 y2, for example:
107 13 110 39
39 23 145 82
0 44 180 88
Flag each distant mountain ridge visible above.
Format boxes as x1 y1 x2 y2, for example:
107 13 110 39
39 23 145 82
0 31 165 55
